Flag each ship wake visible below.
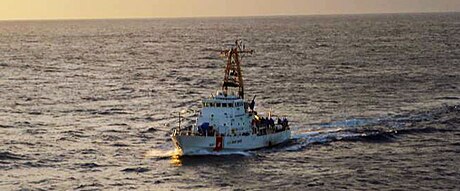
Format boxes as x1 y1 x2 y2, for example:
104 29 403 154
282 104 459 152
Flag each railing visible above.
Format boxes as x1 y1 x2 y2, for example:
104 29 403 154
172 126 193 136
172 124 289 137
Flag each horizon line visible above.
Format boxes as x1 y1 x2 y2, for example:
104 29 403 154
0 10 458 22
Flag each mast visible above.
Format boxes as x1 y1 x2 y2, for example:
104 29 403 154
221 40 254 99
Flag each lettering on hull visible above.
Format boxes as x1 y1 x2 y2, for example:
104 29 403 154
227 139 243 145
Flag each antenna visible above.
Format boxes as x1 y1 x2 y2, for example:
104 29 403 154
220 40 254 99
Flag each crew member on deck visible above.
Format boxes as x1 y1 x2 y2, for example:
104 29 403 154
249 95 256 111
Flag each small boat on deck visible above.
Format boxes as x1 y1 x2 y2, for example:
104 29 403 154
171 40 291 155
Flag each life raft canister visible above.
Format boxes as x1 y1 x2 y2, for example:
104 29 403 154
214 136 223 151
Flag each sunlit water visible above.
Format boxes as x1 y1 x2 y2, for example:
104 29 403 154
1 13 459 190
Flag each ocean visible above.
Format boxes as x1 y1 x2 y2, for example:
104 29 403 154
0 12 459 190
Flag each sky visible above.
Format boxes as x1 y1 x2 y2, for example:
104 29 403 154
0 0 459 20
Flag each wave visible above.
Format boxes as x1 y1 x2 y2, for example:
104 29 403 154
121 167 150 173
0 151 27 160
284 104 459 152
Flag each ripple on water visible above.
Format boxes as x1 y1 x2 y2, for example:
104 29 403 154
0 14 459 190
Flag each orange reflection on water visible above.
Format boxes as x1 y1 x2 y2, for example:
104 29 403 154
144 148 183 166
170 152 183 166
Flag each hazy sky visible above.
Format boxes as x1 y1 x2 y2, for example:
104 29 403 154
1 0 459 20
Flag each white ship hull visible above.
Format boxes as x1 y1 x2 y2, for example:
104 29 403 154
172 130 291 155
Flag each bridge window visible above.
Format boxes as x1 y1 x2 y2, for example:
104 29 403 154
216 103 221 107
210 103 215 107
228 103 233 107
222 103 227 107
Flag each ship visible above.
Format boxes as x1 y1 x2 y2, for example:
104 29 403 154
171 40 291 155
